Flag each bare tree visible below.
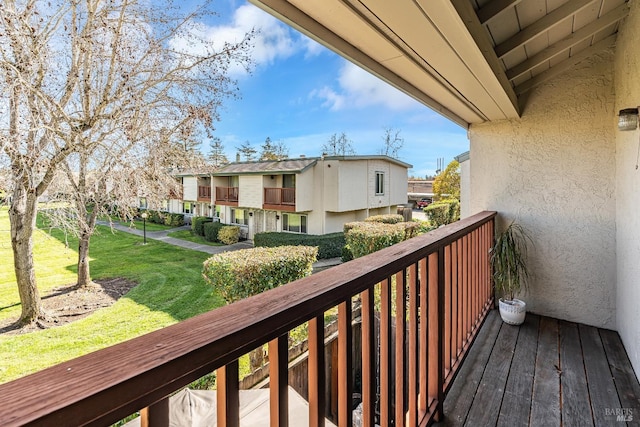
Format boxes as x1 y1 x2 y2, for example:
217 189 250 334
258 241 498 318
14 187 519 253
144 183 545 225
0 0 253 324
322 132 355 156
380 127 404 158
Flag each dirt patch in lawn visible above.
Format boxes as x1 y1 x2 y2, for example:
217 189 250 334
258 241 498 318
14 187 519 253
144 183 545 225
0 278 137 335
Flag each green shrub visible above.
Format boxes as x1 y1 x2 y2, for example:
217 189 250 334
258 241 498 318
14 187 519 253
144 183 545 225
342 245 353 262
364 214 404 224
218 225 240 245
192 217 213 236
253 232 345 259
163 212 184 227
202 246 318 303
204 221 223 242
345 222 407 259
425 199 460 227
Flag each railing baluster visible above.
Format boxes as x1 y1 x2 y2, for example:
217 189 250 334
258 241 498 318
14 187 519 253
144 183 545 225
437 247 446 422
418 258 428 416
449 242 458 369
338 300 353 427
408 263 418 427
427 253 439 410
380 278 392 427
395 270 407 427
444 245 451 379
217 361 239 427
361 288 376 427
269 335 288 427
457 238 464 357
140 397 169 427
308 316 326 427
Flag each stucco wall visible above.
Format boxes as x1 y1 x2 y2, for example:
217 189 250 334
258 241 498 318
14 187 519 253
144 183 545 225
238 175 262 209
182 177 197 201
337 160 368 211
614 0 640 376
459 158 470 219
469 50 616 329
367 160 390 208
389 163 409 206
296 168 315 212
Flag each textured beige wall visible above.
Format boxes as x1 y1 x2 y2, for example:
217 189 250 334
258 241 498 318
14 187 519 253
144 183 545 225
238 175 263 209
469 50 616 329
614 0 640 376
296 168 315 212
338 161 368 211
389 163 409 206
459 158 470 219
182 177 198 201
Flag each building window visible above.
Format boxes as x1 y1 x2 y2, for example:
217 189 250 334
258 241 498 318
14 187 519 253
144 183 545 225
282 213 307 234
375 171 385 195
283 174 296 188
139 197 148 209
160 200 168 212
231 208 248 225
183 202 192 214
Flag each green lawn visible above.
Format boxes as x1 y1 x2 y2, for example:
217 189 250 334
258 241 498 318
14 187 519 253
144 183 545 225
167 229 224 246
118 218 176 232
0 209 224 383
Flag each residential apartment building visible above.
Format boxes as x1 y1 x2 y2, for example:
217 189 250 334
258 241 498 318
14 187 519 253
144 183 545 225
173 155 410 238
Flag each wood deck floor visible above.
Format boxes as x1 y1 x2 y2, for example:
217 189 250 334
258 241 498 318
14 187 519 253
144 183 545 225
435 309 640 426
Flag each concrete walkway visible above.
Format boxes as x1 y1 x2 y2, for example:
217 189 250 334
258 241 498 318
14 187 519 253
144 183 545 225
98 221 343 270
97 222 253 255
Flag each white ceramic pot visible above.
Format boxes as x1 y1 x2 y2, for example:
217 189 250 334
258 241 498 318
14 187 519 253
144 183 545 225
498 298 526 325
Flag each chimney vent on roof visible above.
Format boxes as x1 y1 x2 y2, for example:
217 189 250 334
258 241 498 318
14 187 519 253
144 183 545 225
236 153 240 162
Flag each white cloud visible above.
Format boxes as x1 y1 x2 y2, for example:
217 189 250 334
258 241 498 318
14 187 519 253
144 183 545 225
170 4 320 77
312 62 422 111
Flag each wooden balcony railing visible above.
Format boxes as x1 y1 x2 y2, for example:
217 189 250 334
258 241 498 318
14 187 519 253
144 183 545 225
197 186 211 201
0 211 496 427
215 186 239 204
264 187 295 211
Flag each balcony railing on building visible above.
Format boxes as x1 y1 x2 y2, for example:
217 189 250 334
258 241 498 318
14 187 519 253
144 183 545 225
197 186 212 202
264 187 296 212
0 211 496 427
216 186 239 206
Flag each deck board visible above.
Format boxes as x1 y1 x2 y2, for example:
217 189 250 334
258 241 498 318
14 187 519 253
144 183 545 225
599 329 640 420
438 311 502 426
464 323 519 426
559 321 593 427
496 314 539 427
434 310 640 427
530 317 561 426
580 324 623 425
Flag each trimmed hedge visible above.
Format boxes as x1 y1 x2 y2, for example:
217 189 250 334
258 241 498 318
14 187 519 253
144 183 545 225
202 246 318 303
425 199 460 227
192 216 213 236
218 225 240 245
345 222 407 259
253 232 345 259
344 221 420 260
203 221 224 242
364 214 404 224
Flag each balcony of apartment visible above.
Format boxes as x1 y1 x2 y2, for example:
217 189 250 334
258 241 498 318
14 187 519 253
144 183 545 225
215 186 239 207
1 211 638 426
264 187 295 212
197 186 212 202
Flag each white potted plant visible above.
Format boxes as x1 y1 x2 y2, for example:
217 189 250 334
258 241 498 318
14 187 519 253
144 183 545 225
490 221 532 325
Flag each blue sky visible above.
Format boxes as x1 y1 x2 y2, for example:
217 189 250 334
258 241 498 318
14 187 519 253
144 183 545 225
198 1 469 178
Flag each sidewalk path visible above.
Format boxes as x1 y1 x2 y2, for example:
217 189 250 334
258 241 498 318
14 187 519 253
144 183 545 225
96 222 253 255
97 222 343 270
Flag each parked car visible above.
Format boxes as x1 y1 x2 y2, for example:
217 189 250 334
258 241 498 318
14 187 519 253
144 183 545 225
416 198 431 208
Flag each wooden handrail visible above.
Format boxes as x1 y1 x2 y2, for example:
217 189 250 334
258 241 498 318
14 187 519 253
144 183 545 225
0 211 496 426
